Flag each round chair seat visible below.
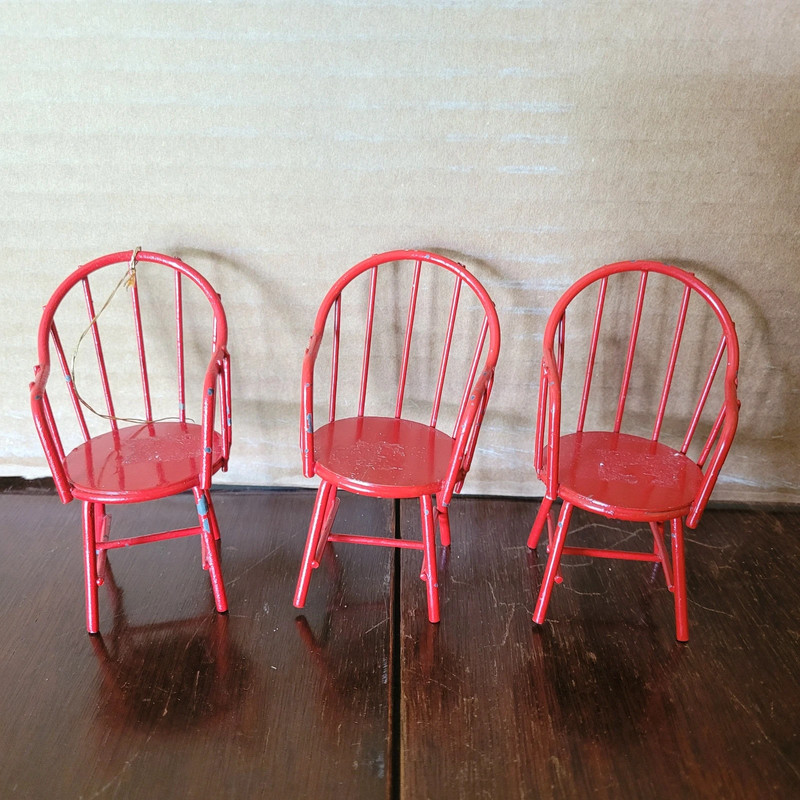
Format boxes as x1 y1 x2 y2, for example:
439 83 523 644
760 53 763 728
313 416 455 498
553 431 703 521
65 422 224 502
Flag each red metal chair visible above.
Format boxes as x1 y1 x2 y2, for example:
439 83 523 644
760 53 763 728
30 250 232 633
294 250 501 622
528 261 739 641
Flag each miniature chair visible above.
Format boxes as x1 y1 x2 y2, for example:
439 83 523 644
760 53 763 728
528 261 739 641
294 250 501 622
30 250 232 633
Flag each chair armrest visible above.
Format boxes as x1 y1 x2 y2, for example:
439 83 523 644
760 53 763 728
300 332 323 478
442 366 495 502
686 403 739 528
30 365 72 503
538 351 563 498
200 346 231 490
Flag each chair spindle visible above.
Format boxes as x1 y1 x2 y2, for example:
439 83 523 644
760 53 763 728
614 271 648 433
430 275 462 428
81 278 117 429
358 267 378 417
652 284 692 441
395 259 422 419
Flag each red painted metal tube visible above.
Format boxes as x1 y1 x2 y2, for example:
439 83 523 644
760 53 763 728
358 267 378 417
81 277 118 429
175 272 186 423
328 534 424 550
652 284 691 441
614 271 648 433
431 276 461 428
96 526 203 550
395 259 421 419
577 278 607 432
31 250 232 632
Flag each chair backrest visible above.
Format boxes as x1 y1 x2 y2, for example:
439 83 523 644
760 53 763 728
536 260 739 526
301 250 501 492
30 250 231 502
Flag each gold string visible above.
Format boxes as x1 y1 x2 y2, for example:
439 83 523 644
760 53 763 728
68 248 194 426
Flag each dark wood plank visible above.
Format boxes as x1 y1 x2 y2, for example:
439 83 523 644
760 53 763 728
0 489 394 799
400 500 800 799
3 489 799 799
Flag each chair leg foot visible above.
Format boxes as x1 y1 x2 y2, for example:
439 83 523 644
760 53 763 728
671 517 689 642
205 533 228 613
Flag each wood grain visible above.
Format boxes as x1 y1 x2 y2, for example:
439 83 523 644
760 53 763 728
0 489 393 799
400 499 800 800
1 489 798 798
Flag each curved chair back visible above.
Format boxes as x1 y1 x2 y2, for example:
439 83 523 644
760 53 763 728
295 250 501 624
30 250 232 503
301 249 501 503
535 260 739 527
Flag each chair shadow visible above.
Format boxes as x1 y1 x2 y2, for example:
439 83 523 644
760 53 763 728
89 562 257 736
522 542 688 746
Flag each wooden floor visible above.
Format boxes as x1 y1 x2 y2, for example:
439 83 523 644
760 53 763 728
1 486 798 799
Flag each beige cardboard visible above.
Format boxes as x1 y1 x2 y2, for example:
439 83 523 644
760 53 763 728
2 1 798 503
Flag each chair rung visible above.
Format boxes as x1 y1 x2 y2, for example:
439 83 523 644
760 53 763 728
328 533 423 550
561 546 662 563
97 526 202 550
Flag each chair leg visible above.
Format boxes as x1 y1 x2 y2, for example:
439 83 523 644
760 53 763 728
195 490 221 569
194 488 228 614
204 489 222 541
650 521 674 589
420 494 440 623
82 501 100 634
94 503 111 586
294 480 333 609
436 503 451 548
532 501 574 625
527 496 554 549
314 489 339 564
547 507 565 585
671 517 689 642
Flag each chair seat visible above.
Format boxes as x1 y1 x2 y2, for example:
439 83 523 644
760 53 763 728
65 422 224 503
313 416 455 498
553 431 703 520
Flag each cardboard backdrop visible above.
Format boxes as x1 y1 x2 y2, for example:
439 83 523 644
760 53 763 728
3 1 798 504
